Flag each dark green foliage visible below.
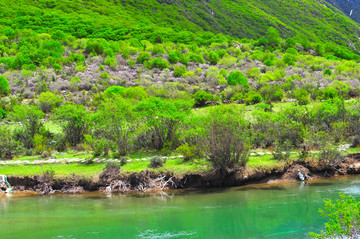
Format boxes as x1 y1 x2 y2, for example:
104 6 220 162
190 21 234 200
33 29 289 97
208 51 219 65
194 90 213 106
324 68 332 76
227 71 248 87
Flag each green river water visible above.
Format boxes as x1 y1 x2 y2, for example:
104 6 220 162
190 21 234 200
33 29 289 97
1 176 360 239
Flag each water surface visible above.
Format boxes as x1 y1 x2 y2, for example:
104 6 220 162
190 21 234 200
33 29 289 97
1 176 360 239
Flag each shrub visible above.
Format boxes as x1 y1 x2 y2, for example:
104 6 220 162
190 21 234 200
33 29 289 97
272 140 292 161
9 104 45 149
149 156 166 168
227 71 248 87
318 146 341 163
38 91 63 113
208 51 219 65
197 105 250 170
136 98 193 150
104 86 126 97
53 103 88 146
0 76 9 96
194 90 213 106
168 51 180 64
309 193 360 238
245 93 263 105
136 51 151 64
351 136 360 148
150 57 169 70
294 89 310 105
176 143 202 161
261 85 284 102
151 45 166 55
173 65 186 77
324 86 338 99
324 68 332 76
93 97 136 156
0 126 17 159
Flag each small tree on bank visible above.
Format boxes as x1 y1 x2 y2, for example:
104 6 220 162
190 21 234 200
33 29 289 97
197 104 250 171
53 103 88 146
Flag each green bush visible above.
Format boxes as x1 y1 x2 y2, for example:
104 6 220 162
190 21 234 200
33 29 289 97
149 156 166 168
150 57 169 70
294 89 310 105
324 68 332 76
173 65 186 77
38 91 63 113
104 86 126 97
176 143 201 161
309 194 360 238
194 90 213 106
136 51 151 64
227 71 248 87
0 76 10 96
208 51 219 65
245 92 263 105
261 85 284 102
324 86 338 99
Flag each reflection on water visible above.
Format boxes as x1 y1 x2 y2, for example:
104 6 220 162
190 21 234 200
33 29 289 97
0 175 360 239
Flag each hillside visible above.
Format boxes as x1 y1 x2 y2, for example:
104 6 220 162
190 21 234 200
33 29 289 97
1 0 360 49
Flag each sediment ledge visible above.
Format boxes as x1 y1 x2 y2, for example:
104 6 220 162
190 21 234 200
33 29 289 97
5 153 360 195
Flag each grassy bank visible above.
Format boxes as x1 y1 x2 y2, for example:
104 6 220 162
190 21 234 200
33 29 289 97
2 147 359 178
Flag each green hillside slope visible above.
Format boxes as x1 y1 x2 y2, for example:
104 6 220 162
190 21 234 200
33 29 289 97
1 0 360 49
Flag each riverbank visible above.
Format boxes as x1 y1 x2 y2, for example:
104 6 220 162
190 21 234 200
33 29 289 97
4 153 360 195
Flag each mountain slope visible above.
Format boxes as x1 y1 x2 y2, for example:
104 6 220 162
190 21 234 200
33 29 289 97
1 0 360 49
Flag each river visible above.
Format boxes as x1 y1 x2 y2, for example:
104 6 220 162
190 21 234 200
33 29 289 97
1 176 360 239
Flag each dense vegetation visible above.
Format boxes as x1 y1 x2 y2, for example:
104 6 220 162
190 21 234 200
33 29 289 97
0 0 360 175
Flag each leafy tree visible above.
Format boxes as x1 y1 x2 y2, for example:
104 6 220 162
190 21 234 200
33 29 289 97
93 97 136 156
266 27 281 47
9 104 45 148
309 193 360 239
53 103 88 146
0 76 9 96
0 126 17 159
136 97 193 150
227 71 248 87
197 105 250 170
